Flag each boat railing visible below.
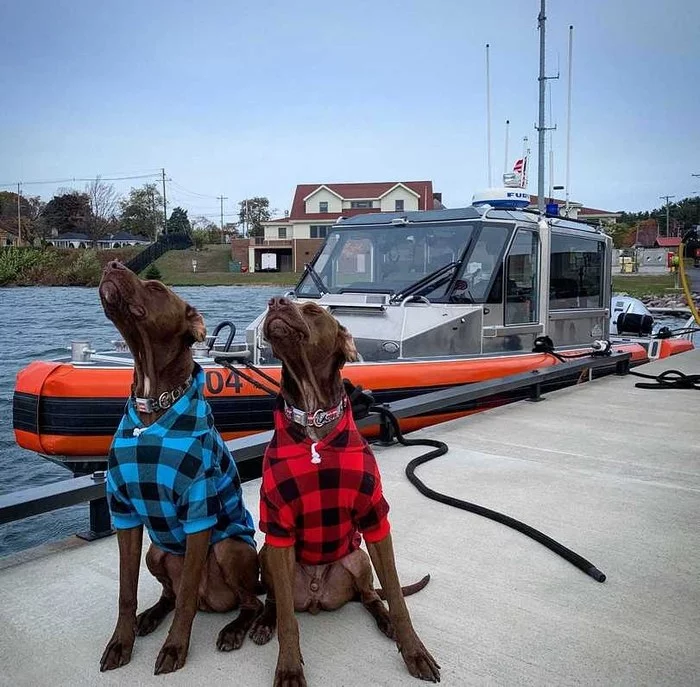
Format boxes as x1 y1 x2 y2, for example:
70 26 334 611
0 351 632 549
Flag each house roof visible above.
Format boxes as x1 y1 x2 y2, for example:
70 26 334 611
105 231 150 241
290 181 434 219
56 232 89 240
655 237 681 247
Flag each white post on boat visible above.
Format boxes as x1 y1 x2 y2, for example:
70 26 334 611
565 25 574 217
504 119 510 177
486 43 493 187
537 0 546 213
521 136 530 189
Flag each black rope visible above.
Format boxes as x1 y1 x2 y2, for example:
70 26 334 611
363 400 606 583
628 368 700 390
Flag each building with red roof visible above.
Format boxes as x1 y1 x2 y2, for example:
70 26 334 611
233 181 441 273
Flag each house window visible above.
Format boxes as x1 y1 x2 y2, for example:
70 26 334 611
549 234 604 309
395 199 404 211
319 201 328 213
278 227 287 239
505 229 539 324
350 200 373 209
310 225 330 239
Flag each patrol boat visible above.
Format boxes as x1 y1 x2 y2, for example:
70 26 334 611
13 189 693 472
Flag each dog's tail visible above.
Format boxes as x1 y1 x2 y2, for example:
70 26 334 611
257 574 431 599
352 574 431 601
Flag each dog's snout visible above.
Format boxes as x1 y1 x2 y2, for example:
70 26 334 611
268 297 290 311
107 261 126 271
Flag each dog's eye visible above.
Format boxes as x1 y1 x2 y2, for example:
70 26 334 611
146 282 164 291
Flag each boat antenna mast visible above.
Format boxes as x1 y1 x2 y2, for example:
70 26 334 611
536 0 558 214
486 43 493 187
564 25 574 217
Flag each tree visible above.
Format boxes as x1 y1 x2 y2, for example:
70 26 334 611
238 197 270 238
41 191 93 237
119 183 163 240
191 215 222 243
84 176 120 246
166 206 191 234
0 191 45 245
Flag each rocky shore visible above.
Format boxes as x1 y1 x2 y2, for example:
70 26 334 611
637 293 700 310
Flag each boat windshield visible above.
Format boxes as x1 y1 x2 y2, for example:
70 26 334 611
296 222 476 298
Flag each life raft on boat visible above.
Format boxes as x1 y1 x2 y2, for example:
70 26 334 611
13 339 690 464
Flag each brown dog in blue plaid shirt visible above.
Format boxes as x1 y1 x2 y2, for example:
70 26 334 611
98 262 262 676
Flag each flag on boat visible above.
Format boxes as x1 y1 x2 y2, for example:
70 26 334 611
513 158 525 174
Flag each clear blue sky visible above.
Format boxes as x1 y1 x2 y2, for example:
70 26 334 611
1 0 699 221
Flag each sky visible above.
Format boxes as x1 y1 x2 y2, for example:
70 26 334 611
1 0 699 222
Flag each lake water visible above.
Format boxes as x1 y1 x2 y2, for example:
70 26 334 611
0 285 284 556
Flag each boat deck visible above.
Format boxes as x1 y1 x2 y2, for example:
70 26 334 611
1 350 698 686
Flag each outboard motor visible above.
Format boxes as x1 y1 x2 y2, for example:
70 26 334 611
610 296 654 336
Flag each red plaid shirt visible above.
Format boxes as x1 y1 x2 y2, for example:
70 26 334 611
259 398 391 565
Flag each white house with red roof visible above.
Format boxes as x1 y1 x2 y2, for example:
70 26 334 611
233 181 441 273
263 180 440 241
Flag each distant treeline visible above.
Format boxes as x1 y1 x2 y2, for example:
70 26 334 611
0 247 140 287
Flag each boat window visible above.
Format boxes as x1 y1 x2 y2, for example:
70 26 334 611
549 234 605 309
449 225 512 303
505 229 539 324
296 222 475 297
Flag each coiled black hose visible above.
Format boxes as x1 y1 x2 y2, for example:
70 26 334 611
628 368 700 390
368 403 607 583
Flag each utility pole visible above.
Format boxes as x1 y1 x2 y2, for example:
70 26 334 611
660 194 675 237
218 195 228 241
161 168 168 236
16 182 22 246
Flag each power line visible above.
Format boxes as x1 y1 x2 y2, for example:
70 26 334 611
0 172 160 188
168 179 220 199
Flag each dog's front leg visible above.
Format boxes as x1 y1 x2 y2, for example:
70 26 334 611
266 545 306 687
367 534 440 682
101 526 144 671
154 528 211 675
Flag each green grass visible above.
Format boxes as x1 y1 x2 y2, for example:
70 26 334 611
153 245 299 286
612 273 678 297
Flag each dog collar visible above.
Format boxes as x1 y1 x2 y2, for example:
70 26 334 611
134 378 192 414
284 397 346 429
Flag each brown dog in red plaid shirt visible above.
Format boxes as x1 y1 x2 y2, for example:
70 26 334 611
250 296 440 686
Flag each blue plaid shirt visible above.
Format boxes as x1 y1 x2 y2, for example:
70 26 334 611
106 363 255 555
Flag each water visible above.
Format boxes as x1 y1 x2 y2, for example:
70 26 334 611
0 285 284 556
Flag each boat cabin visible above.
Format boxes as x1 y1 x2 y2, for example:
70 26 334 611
247 202 612 363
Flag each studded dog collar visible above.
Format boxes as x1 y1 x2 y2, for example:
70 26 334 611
134 378 193 414
283 397 346 429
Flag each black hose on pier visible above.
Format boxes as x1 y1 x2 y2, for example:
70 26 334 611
361 398 607 583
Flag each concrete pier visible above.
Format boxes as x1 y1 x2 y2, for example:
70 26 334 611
1 350 698 686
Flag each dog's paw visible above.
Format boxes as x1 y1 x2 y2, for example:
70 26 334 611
135 609 162 636
217 622 247 651
154 639 189 675
273 667 307 687
249 620 275 645
376 614 397 640
100 631 135 672
398 636 441 683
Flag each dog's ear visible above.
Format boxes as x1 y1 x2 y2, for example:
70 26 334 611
186 306 207 342
337 324 359 365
